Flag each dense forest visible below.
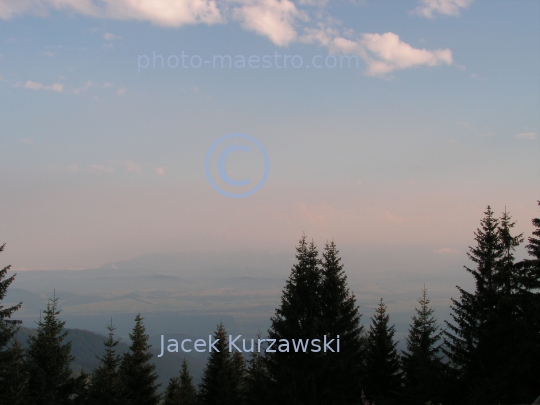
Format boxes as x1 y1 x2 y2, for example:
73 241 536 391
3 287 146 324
1 203 539 405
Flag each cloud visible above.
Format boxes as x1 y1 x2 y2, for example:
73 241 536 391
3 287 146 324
87 164 114 173
383 211 405 224
118 161 142 173
21 138 34 144
232 0 305 46
19 80 64 92
517 132 536 140
102 0 222 26
73 80 92 94
0 0 44 19
412 0 474 19
434 247 459 254
302 27 453 77
117 87 127 95
0 0 223 26
155 167 166 176
103 32 120 41
297 0 328 6
1 0 456 77
360 32 452 76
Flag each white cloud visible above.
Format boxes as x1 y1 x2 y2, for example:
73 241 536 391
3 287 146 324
301 26 453 76
412 0 473 19
233 0 304 46
103 32 120 41
1 0 456 78
0 0 222 26
21 138 34 144
117 161 142 173
102 0 222 26
117 87 127 95
360 32 452 76
155 167 166 176
0 0 43 19
87 164 114 173
20 80 64 92
517 132 536 140
434 247 459 254
73 80 92 94
296 0 328 6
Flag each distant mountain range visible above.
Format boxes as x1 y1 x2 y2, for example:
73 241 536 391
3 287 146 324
5 248 474 353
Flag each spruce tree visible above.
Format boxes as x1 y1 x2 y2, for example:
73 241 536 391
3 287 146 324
510 202 540 402
231 351 247 404
0 338 27 405
318 240 365 403
178 358 198 405
0 243 25 404
163 377 182 405
443 206 502 402
198 322 239 405
265 235 323 404
119 313 161 405
244 333 270 405
25 294 80 405
401 285 446 405
87 320 122 405
444 205 540 403
164 360 198 405
364 298 402 405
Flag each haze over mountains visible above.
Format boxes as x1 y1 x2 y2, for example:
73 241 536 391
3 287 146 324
5 246 480 343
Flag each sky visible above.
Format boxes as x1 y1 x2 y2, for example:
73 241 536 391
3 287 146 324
0 0 539 273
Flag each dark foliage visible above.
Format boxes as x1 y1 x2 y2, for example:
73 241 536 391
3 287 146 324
265 235 325 404
198 322 242 405
444 205 540 403
401 285 449 405
119 313 161 405
0 243 25 404
87 320 123 405
25 294 82 405
364 298 402 405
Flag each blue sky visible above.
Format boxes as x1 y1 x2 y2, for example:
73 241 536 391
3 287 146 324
0 0 539 273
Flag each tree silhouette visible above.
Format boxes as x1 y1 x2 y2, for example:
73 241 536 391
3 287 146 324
119 313 161 405
364 298 402 405
87 319 123 405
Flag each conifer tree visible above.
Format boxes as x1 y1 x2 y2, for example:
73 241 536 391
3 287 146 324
164 359 199 405
509 202 540 402
526 201 540 263
244 333 270 405
0 243 25 404
0 338 27 405
401 285 446 405
198 322 240 405
364 298 402 405
265 235 323 404
87 320 122 405
163 377 181 405
25 294 80 405
119 313 161 405
518 200 540 293
443 206 502 401
231 351 247 404
179 358 198 405
318 240 365 403
444 205 540 403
